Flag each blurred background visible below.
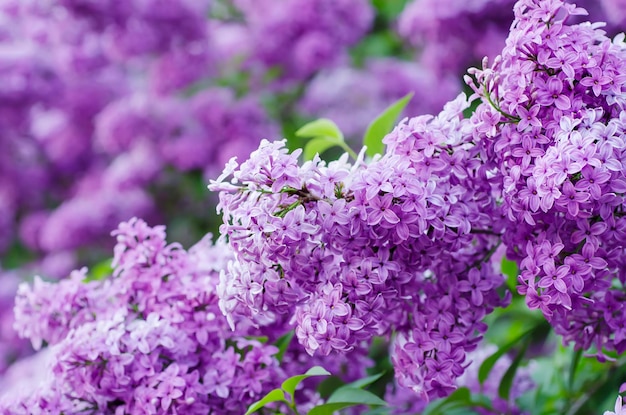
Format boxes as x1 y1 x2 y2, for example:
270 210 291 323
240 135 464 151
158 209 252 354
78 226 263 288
0 0 624 389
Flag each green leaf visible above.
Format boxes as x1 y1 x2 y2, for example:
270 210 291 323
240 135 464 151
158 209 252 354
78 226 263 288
501 257 519 290
422 387 472 415
84 258 113 282
296 118 344 141
303 136 342 161
2 242 36 270
363 92 413 157
327 388 387 406
362 407 391 415
339 373 384 391
281 366 331 399
568 347 583 392
478 325 537 384
372 0 409 20
308 403 360 415
309 388 387 415
317 376 345 400
245 388 286 415
498 336 530 400
274 330 294 363
244 335 268 344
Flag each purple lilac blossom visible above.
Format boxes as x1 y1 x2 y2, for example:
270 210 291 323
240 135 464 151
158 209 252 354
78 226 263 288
0 270 32 376
8 219 287 414
211 92 510 400
212 0 626 401
8 218 371 413
467 0 626 357
384 342 534 414
398 0 624 79
605 395 626 415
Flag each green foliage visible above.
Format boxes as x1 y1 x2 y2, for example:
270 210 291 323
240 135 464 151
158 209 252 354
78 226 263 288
371 0 410 20
517 343 626 415
245 388 286 415
498 335 530 400
422 388 478 415
309 388 387 415
296 118 358 161
501 257 519 291
275 330 294 362
363 93 413 157
478 324 538 385
246 366 330 414
84 258 113 282
281 366 331 399
246 368 390 415
2 242 36 271
338 373 384 390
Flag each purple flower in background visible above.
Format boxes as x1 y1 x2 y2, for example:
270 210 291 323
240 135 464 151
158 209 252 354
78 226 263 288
233 0 374 83
299 59 460 138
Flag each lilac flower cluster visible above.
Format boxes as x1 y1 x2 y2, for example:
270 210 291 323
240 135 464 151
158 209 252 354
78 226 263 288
7 218 289 414
211 92 510 399
6 217 375 413
467 0 626 355
384 342 535 414
398 0 625 79
212 0 626 401
0 0 383 275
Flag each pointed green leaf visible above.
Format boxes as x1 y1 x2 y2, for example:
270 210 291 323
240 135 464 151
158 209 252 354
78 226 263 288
84 258 113 282
478 325 538 384
296 119 344 141
327 388 387 406
245 388 286 415
274 330 294 363
501 258 519 290
422 387 471 415
498 337 530 400
339 373 384 391
363 92 413 157
361 407 391 415
568 347 583 392
303 136 341 161
308 403 359 415
281 366 331 399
